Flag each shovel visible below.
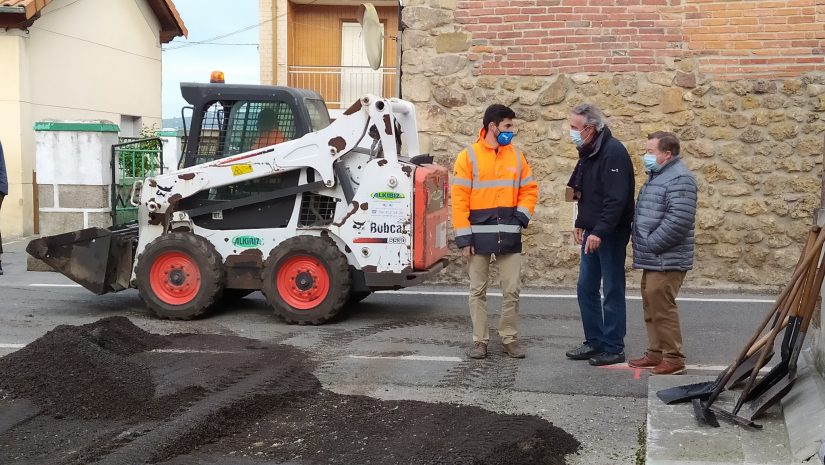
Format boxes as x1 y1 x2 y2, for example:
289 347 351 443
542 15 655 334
694 281 805 428
741 244 819 404
656 282 799 405
706 227 825 428
725 226 820 389
740 255 825 421
656 268 805 405
657 226 825 406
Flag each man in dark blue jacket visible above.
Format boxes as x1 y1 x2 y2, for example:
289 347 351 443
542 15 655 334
564 104 635 366
628 131 697 375
0 140 7 275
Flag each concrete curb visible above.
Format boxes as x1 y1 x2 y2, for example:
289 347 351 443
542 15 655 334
780 350 825 464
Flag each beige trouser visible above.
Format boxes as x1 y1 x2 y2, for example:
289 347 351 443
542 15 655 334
468 253 522 345
641 270 687 365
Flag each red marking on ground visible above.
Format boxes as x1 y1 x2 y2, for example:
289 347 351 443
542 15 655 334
595 364 643 380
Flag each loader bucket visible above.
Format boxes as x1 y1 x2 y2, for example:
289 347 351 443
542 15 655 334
26 226 138 295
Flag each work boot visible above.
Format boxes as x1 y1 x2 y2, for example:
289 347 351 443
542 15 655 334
565 343 601 360
589 352 626 366
651 360 686 375
468 342 487 359
628 353 661 369
502 341 526 359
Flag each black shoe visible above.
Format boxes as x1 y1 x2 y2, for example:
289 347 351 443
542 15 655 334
0 263 4 276
565 343 601 360
589 352 626 366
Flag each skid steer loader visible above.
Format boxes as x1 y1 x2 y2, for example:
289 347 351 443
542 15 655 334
26 80 450 325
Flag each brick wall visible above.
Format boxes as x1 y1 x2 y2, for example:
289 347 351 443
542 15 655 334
686 0 825 78
454 0 825 79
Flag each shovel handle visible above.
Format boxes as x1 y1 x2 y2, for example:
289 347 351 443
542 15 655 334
795 237 821 319
800 255 825 334
744 253 810 357
740 227 822 353
710 226 825 409
788 260 825 373
746 315 788 357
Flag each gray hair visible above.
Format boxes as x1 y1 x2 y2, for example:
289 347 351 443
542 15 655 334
571 103 606 131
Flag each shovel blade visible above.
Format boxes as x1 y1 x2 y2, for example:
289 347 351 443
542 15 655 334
692 398 720 427
725 347 774 390
741 375 796 421
742 360 789 403
657 381 716 405
708 405 764 429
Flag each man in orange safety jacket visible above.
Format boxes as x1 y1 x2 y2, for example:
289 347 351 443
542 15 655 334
451 104 539 360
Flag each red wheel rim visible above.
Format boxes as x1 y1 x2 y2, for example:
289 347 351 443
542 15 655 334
276 255 330 310
149 251 202 305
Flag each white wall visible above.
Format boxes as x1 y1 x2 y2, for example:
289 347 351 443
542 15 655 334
0 0 165 237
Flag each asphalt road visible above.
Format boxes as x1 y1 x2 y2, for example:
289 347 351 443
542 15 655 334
0 239 777 464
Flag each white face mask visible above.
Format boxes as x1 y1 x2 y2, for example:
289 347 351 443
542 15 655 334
643 152 661 172
570 129 584 147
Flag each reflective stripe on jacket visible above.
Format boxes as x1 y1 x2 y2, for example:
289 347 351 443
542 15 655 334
451 129 539 254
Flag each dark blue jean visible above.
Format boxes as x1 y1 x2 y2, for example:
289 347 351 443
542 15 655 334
576 228 630 354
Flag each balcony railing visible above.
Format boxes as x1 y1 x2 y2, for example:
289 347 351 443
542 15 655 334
288 65 398 110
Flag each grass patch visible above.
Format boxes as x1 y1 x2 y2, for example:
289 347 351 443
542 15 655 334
636 425 647 465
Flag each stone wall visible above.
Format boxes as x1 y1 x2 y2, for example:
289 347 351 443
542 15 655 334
400 0 825 291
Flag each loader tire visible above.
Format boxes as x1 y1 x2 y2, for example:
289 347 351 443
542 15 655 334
261 236 351 325
136 232 224 320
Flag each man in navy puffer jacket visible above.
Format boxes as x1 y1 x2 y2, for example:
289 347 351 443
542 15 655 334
628 131 697 376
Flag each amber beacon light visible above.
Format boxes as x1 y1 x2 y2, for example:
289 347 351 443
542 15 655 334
210 70 225 83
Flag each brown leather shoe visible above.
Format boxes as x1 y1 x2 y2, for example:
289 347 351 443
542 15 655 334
502 341 526 359
628 354 661 369
651 360 686 375
468 342 487 359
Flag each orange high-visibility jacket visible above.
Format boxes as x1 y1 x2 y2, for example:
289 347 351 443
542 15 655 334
451 129 539 254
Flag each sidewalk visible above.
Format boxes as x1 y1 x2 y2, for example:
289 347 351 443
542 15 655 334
646 353 825 465
1 237 68 287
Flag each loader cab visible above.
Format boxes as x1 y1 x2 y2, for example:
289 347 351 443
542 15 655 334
179 82 331 169
176 82 332 231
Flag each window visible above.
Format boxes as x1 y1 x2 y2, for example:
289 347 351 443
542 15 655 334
226 101 297 155
192 102 227 166
305 99 331 131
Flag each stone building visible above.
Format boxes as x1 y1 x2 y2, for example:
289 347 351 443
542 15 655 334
400 0 825 294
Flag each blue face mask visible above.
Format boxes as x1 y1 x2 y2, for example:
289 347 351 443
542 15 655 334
570 129 584 147
643 153 661 172
496 128 514 146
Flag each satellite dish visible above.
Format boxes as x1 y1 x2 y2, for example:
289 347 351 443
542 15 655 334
358 3 383 71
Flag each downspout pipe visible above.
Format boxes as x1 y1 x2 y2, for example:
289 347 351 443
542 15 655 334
396 0 403 99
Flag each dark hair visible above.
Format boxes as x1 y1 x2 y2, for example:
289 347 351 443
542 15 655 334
258 108 277 131
483 104 516 129
648 131 680 156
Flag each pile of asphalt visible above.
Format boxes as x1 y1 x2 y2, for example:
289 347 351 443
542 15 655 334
0 317 163 419
0 317 580 465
